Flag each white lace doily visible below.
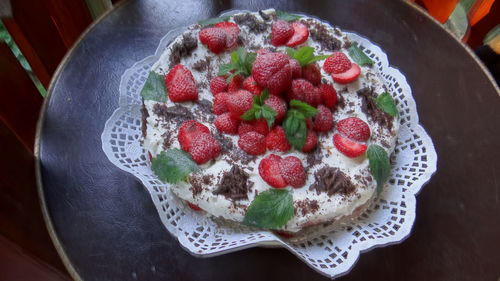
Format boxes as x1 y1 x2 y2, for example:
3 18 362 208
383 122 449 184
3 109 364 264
101 11 437 279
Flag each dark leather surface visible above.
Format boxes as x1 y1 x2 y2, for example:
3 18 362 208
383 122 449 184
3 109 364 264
38 0 500 280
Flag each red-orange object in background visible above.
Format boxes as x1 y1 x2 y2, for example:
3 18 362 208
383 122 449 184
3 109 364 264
469 0 496 25
419 0 459 23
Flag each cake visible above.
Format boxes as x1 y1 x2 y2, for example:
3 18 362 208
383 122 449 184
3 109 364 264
140 9 399 235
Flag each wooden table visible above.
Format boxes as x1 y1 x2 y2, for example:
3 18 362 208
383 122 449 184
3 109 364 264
36 0 500 280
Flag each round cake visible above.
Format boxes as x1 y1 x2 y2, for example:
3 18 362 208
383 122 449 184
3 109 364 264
141 9 399 234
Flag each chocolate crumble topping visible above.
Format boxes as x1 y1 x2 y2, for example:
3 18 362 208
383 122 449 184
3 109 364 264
307 21 341 51
234 13 268 33
213 166 251 200
141 103 149 138
306 147 323 167
169 34 198 68
258 10 271 21
152 103 194 124
189 176 203 197
192 57 211 72
357 87 393 130
295 199 320 216
309 167 355 196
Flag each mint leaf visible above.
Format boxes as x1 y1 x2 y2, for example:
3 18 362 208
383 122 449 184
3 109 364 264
287 46 329 67
243 189 294 229
367 144 391 193
151 149 199 184
140 72 167 102
217 63 236 76
275 10 302 22
198 15 230 27
283 110 307 150
348 43 374 66
241 89 277 128
375 92 399 117
261 105 276 128
218 47 256 78
290 99 318 118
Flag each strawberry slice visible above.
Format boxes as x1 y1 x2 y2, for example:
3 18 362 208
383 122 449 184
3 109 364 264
333 133 367 158
178 120 210 152
199 27 226 54
258 154 287 188
279 156 306 188
337 117 371 142
187 202 202 211
331 63 361 84
214 21 240 49
286 22 309 47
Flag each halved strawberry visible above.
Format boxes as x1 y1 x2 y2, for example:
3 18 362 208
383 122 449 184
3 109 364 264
212 91 229 115
318 84 338 108
226 90 253 120
323 52 351 74
214 21 240 49
242 76 263 96
238 119 269 136
178 120 210 151
313 105 334 132
286 22 309 47
264 94 287 123
337 117 371 142
210 76 228 96
238 132 266 155
188 133 221 164
271 20 294 46
331 63 361 84
199 27 226 54
302 63 321 85
165 64 198 102
333 134 367 158
215 112 240 134
302 129 317 152
266 126 291 152
289 59 302 79
258 154 287 188
279 156 306 188
187 202 202 211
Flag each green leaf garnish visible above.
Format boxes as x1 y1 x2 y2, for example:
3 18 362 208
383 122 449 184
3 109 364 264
140 72 167 102
367 144 391 193
198 15 230 27
287 46 329 67
218 47 256 80
348 43 374 66
375 92 399 117
241 89 277 128
243 189 294 229
282 100 318 150
151 149 199 184
275 10 302 22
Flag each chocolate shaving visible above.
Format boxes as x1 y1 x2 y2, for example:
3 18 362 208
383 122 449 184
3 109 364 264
141 102 149 137
213 166 251 200
357 87 393 130
307 21 341 51
258 10 271 21
295 199 320 216
152 103 194 124
192 57 211 72
234 13 268 33
309 167 355 196
306 147 323 167
169 34 198 68
189 176 203 197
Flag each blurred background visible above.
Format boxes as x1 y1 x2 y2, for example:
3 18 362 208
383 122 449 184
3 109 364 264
0 0 497 280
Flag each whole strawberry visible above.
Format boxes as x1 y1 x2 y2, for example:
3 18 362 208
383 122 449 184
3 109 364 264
264 94 287 123
210 76 227 96
318 84 337 108
252 52 292 96
212 91 230 115
337 117 370 142
323 52 351 74
288 79 321 107
226 90 253 120
271 20 294 46
215 112 240 134
238 132 266 155
165 64 198 102
313 105 334 132
302 64 321 85
265 126 291 152
214 21 240 49
238 119 269 136
289 59 302 79
199 27 226 54
178 120 210 152
188 133 221 164
242 76 263 96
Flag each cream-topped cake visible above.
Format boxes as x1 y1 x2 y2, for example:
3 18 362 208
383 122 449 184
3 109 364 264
140 9 399 234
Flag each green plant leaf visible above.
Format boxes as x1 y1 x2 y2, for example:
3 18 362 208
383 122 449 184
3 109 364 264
283 109 307 150
290 99 318 118
243 189 294 229
287 46 329 67
275 10 302 22
375 92 399 117
140 72 167 102
367 144 391 193
217 48 256 78
240 89 276 127
151 149 199 184
348 44 374 66
198 15 231 27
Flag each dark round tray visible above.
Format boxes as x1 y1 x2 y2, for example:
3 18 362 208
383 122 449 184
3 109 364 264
36 0 500 280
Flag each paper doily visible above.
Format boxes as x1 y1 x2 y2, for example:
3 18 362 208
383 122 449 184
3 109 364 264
101 10 437 279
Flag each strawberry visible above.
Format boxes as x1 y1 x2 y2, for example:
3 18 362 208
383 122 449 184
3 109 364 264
227 74 243 92
252 52 292 96
337 117 371 142
274 231 294 239
242 76 263 96
331 63 361 84
271 20 294 46
187 202 202 211
264 94 287 123
210 76 228 96
313 105 334 132
226 90 253 120
306 118 314 129
258 154 287 188
257 48 272 56
286 22 309 47
279 156 306 188
165 64 198 102
323 52 352 74
318 84 337 108
212 91 229 115
215 112 240 134
238 119 269 136
302 63 321 85
238 132 266 155
265 126 291 152
288 79 320 106
188 133 221 164
148 152 153 161
178 120 210 151
302 129 318 152
214 21 240 49
333 133 367 158
199 27 226 54
289 59 302 79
